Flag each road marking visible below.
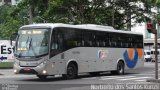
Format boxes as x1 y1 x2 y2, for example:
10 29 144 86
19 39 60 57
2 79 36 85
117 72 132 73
143 69 160 74
135 74 156 76
100 76 136 80
82 75 153 82
82 76 136 80
135 79 146 82
82 77 97 79
118 77 151 81
0 75 34 78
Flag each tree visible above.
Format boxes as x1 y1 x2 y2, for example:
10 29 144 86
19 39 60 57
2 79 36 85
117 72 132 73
0 5 22 39
44 0 153 29
12 0 152 29
2 0 160 40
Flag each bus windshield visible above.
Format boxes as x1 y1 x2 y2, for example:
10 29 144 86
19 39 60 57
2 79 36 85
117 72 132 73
15 28 50 58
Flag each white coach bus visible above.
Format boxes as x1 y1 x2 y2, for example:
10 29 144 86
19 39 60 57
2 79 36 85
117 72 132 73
12 23 144 80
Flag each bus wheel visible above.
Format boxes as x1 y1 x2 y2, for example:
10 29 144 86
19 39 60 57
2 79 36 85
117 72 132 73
63 63 77 79
37 75 47 80
117 61 124 75
111 61 124 75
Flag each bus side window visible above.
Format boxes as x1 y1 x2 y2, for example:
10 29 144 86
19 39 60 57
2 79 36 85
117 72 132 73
51 33 59 50
50 30 64 58
50 31 58 57
57 34 64 50
51 42 58 49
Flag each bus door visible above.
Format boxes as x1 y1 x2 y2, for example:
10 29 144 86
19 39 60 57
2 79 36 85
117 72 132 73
49 29 65 74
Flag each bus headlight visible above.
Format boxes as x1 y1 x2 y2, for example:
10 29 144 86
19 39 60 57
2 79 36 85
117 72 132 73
42 70 47 74
14 69 17 74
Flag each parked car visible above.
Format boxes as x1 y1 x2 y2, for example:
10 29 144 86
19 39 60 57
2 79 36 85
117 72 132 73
144 50 152 62
150 49 160 62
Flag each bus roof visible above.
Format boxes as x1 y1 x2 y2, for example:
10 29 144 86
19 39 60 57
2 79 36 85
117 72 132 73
20 23 142 35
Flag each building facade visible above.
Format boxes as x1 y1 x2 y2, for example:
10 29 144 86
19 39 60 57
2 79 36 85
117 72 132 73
131 22 160 50
130 2 160 50
0 0 19 6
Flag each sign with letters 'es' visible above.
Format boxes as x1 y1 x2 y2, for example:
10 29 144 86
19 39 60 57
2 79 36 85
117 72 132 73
0 40 14 62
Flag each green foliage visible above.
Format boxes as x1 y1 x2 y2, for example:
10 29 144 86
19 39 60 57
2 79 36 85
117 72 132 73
1 0 160 39
0 62 14 69
0 5 13 23
143 0 160 23
0 18 22 39
0 5 23 39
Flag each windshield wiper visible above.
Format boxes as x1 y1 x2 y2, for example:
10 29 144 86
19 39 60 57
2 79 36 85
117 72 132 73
29 38 32 50
29 38 38 57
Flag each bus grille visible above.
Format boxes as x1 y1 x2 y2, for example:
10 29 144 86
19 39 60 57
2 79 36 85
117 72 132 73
19 69 38 74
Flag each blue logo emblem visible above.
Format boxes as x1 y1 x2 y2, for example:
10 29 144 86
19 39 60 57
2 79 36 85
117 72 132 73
123 48 138 68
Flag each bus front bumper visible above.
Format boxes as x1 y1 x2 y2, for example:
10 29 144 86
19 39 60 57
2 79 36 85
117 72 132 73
13 62 47 75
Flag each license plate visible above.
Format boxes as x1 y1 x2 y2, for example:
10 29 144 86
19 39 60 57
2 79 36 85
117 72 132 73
23 68 31 71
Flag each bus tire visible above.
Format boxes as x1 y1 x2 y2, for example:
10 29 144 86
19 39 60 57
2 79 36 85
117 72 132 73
111 61 124 75
37 75 47 80
63 63 77 79
117 61 124 75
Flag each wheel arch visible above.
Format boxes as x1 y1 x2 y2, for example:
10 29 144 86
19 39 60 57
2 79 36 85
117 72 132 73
116 59 125 69
65 59 78 73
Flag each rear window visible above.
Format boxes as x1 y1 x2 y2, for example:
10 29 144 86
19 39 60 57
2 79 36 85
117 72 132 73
146 52 150 55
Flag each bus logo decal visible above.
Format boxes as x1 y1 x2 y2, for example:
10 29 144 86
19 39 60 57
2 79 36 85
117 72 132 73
123 48 138 68
98 49 108 60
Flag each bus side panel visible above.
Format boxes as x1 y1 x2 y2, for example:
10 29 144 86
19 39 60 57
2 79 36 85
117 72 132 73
65 47 91 73
47 55 66 75
64 47 111 73
47 47 144 75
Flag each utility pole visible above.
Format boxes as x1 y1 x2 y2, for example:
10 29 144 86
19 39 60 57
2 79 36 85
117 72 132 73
155 6 159 79
147 23 158 79
112 0 115 28
146 0 159 81
155 30 158 79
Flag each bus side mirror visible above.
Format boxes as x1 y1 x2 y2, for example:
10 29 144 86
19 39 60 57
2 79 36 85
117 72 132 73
10 32 18 46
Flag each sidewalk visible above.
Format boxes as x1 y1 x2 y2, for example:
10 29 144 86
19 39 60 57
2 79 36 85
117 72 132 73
0 69 14 76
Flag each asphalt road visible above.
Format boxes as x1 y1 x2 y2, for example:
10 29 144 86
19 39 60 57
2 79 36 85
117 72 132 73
0 62 160 90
